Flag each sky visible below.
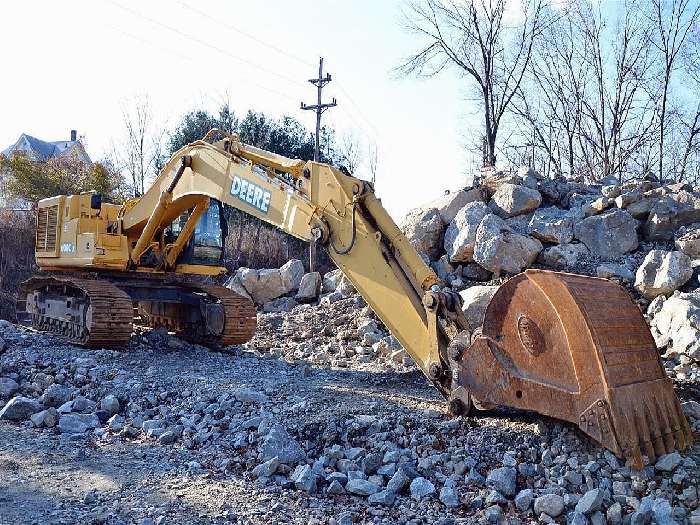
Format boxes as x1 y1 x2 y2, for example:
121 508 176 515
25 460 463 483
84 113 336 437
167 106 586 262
0 0 480 218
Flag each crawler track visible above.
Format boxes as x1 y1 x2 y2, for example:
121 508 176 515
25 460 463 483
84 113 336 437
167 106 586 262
20 275 257 348
20 276 134 347
138 281 256 346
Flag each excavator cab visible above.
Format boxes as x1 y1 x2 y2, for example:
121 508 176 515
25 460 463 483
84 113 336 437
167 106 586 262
171 200 227 267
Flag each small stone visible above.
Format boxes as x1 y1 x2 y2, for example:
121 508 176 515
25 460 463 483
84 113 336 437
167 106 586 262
345 447 366 460
569 512 590 525
368 489 395 505
515 489 534 512
574 209 638 258
473 214 542 275
295 272 322 303
100 394 120 415
439 479 459 507
232 388 268 404
291 464 317 492
652 497 677 525
0 377 19 399
490 183 542 218
575 488 603 515
345 478 380 496
486 490 508 505
409 477 436 500
107 414 125 432
534 494 565 517
484 504 503 523
655 452 682 472
607 502 623 524
361 452 382 475
635 250 693 299
327 480 346 495
459 285 499 330
157 431 176 445
386 467 410 493
0 396 42 422
58 413 100 434
501 451 518 467
42 383 70 408
260 424 305 464
252 457 280 478
30 407 58 428
486 466 517 497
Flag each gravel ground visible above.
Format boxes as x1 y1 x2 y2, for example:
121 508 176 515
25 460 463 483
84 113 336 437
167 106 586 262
0 299 698 525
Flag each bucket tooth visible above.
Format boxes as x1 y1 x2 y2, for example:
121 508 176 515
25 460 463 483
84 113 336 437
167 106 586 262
452 269 693 469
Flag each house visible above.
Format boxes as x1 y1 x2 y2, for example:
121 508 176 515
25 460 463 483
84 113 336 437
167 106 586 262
0 130 91 209
1 130 91 164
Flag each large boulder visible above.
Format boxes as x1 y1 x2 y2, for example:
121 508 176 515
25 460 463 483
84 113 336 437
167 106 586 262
400 207 444 260
425 187 486 224
322 269 343 293
528 207 573 244
675 227 700 258
671 189 700 225
239 268 286 305
280 259 305 292
443 202 491 263
573 209 638 259
489 184 542 218
295 272 321 303
643 197 678 241
635 250 693 299
459 285 499 330
538 243 590 269
650 292 700 360
224 274 252 301
473 214 542 276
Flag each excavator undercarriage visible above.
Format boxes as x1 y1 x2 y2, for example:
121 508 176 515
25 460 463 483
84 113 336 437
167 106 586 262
20 129 694 468
19 275 256 348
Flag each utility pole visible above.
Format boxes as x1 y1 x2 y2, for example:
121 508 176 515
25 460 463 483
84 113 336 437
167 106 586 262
301 57 337 162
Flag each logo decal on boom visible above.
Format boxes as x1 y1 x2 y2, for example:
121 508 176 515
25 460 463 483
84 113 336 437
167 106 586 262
230 176 271 213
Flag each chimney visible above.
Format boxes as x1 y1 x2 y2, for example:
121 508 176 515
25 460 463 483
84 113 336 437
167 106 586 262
70 129 77 142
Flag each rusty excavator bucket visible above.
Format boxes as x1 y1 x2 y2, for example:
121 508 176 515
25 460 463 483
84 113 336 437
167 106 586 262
454 270 694 469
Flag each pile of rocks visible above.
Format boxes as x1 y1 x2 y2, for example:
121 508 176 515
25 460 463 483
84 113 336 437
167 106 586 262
399 168 700 381
226 259 323 313
244 276 412 372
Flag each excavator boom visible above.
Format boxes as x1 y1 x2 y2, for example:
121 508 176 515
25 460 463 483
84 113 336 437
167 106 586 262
23 129 692 468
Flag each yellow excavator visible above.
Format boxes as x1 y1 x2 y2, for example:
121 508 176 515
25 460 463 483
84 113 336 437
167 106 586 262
20 129 693 469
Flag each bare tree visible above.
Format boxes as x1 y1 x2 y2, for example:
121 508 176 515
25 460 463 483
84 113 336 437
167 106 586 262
678 27 700 181
338 132 362 174
575 0 659 181
121 94 164 196
397 0 547 167
367 141 379 184
513 9 587 178
650 0 700 181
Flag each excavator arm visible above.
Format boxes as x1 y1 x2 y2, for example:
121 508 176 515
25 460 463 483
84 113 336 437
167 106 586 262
121 131 453 390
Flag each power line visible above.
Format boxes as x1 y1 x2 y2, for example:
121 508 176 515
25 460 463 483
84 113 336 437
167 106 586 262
100 22 300 103
301 58 337 162
171 0 380 143
175 0 315 68
335 83 381 141
106 0 308 91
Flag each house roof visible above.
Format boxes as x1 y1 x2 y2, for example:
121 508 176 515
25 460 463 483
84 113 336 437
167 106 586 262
1 133 91 162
